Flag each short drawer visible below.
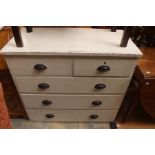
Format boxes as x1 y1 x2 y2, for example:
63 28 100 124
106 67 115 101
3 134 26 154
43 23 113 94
6 56 72 76
15 77 129 94
74 58 136 77
21 94 123 109
26 109 117 122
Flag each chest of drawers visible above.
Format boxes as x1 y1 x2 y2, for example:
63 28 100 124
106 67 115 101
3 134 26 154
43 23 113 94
1 28 142 123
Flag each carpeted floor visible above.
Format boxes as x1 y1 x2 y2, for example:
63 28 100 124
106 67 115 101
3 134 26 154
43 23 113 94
11 119 110 129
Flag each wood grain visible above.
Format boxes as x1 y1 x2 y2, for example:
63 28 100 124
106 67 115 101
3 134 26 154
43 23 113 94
0 27 28 118
140 79 155 118
4 94 27 118
0 70 27 118
0 83 12 128
134 48 155 119
0 26 12 70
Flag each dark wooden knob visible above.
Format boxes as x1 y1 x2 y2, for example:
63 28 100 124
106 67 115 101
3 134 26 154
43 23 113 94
90 115 98 119
97 65 110 72
34 64 47 71
95 84 106 89
38 83 50 89
92 101 102 106
46 114 55 118
42 100 52 105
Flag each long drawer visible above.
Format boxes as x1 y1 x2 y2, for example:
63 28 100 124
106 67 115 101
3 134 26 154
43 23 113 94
15 77 129 94
74 58 136 77
6 56 73 76
26 109 117 122
21 94 123 109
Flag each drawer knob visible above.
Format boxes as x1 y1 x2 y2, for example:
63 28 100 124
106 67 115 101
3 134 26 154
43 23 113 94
38 83 50 89
97 65 110 72
90 115 98 119
34 64 47 71
92 101 102 106
95 84 106 89
42 100 52 105
46 114 55 118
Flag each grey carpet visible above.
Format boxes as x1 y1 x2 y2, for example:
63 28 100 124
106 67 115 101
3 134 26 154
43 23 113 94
11 118 110 129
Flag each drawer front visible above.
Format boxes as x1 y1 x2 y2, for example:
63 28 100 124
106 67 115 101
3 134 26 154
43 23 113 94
15 77 129 94
21 94 123 109
6 56 72 76
26 109 117 122
74 58 136 77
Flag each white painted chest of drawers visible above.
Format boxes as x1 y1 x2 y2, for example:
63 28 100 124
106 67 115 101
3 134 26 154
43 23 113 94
1 28 142 122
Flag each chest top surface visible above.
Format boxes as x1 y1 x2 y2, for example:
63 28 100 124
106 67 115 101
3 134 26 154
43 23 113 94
1 28 142 57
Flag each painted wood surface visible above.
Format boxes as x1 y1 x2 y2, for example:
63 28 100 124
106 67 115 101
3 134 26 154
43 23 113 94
6 56 73 76
1 28 142 123
74 58 136 77
21 94 123 109
1 28 142 57
26 109 117 122
14 77 129 94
